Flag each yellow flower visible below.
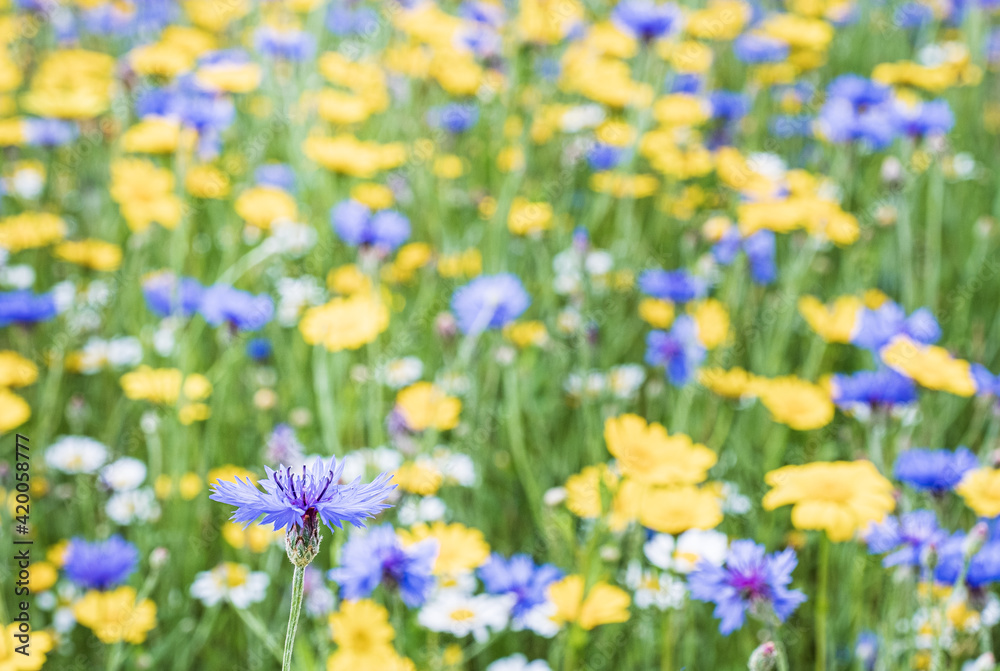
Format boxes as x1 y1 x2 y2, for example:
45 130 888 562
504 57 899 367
0 388 30 433
604 414 716 487
394 382 461 432
350 183 394 210
207 465 256 487
393 461 443 496
763 460 895 542
183 0 251 31
222 521 282 553
437 249 482 279
653 94 711 127
518 0 584 44
304 135 406 177
639 298 675 328
504 321 549 348
74 587 157 644
956 468 1000 517
685 0 750 39
798 295 862 343
299 294 390 351
0 212 66 252
327 264 372 296
589 173 659 198
508 198 553 236
398 522 489 576
28 561 57 593
689 299 729 349
185 164 230 199
698 367 760 399
881 336 975 397
0 622 53 670
433 155 465 179
110 158 183 232
234 186 298 230
0 351 37 388
756 376 835 430
565 465 618 519
53 240 123 271
122 118 188 154
327 600 412 671
548 575 631 630
21 49 115 119
635 483 725 534
196 61 261 93
120 367 212 405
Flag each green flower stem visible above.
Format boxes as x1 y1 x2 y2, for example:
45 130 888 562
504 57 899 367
282 564 307 671
503 366 546 539
234 607 282 663
815 535 831 671
313 346 341 454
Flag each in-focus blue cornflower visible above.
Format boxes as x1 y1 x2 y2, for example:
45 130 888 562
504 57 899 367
639 269 708 303
864 510 946 568
732 34 789 63
646 315 706 386
689 539 806 635
451 273 530 334
142 272 205 318
255 163 297 191
894 447 978 493
743 231 776 285
611 0 683 41
331 200 411 251
199 285 275 332
255 26 316 61
210 457 396 534
587 143 622 171
478 553 563 618
0 290 59 326
328 524 437 607
830 368 918 409
64 536 139 591
850 300 940 351
427 104 479 133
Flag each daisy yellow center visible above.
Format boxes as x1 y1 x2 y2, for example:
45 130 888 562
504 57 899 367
449 608 476 622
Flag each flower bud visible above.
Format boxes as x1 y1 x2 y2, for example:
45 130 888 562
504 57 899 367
748 641 779 671
286 512 322 567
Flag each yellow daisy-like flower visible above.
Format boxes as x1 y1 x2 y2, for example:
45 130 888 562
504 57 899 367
299 294 390 351
956 468 1000 518
756 376 835 430
507 197 554 236
763 460 896 542
798 295 863 343
635 483 725 534
222 521 283 553
303 134 406 178
53 240 123 271
398 522 489 576
698 367 760 399
548 575 631 630
393 460 443 496
120 367 212 405
689 298 729 350
0 388 30 434
504 321 549 348
604 414 717 487
564 464 619 520
0 351 37 388
638 298 675 329
394 382 461 432
185 164 231 199
0 622 53 670
327 599 413 671
0 212 67 252
234 186 298 230
881 336 976 397
73 587 157 644
110 158 183 232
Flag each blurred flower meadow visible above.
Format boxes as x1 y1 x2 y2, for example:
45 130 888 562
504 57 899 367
3 0 1000 669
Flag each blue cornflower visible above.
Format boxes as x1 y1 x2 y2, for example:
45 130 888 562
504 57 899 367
894 447 978 493
709 91 750 122
712 228 743 266
325 4 379 36
972 364 1000 397
198 285 275 332
0 290 59 326
770 115 814 138
689 539 806 635
24 119 79 147
850 300 940 351
830 368 918 409
639 269 708 303
611 0 683 41
427 104 479 133
864 510 946 568
210 457 396 535
672 73 703 94
255 163 297 192
935 532 1000 588
328 524 437 607
743 231 776 285
451 273 530 334
478 553 563 618
897 99 955 138
246 337 273 361
646 315 706 386
255 26 316 61
587 143 622 171
330 200 411 251
732 34 789 63
894 3 935 28
64 536 139 591
142 272 205 318
816 75 901 149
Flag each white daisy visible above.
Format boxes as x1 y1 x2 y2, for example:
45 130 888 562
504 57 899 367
45 436 108 474
100 456 147 491
625 561 686 611
418 592 514 642
190 563 270 608
106 488 160 525
487 653 552 671
379 356 424 388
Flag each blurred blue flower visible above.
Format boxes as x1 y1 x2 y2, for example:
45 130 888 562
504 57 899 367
639 269 708 303
0 290 59 326
851 300 940 351
247 337 273 361
64 536 139 591
451 273 530 334
710 91 750 122
328 524 437 607
830 368 918 409
428 103 479 133
936 534 1000 588
255 26 316 61
972 364 1000 397
646 315 706 386
733 34 789 63
743 231 776 285
199 285 275 332
478 553 563 618
143 273 205 318
24 118 79 147
864 510 945 568
331 200 411 251
587 143 622 171
894 447 978 493
256 163 297 191
689 539 806 635
611 0 683 41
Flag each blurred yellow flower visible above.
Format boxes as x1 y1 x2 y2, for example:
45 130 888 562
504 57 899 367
798 295 862 343
110 159 183 232
0 212 66 252
756 376 835 430
881 336 975 397
185 164 230 199
604 414 716 487
395 382 461 432
53 240 122 271
393 460 443 496
0 388 30 433
74 587 157 644
398 522 489 576
956 468 1000 517
690 298 729 350
299 294 390 351
508 198 553 236
636 483 725 534
328 599 412 671
0 622 53 669
0 351 37 388
548 575 631 630
222 521 282 553
234 186 298 230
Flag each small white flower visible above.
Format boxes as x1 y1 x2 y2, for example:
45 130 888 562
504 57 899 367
45 436 108 474
559 104 605 133
101 457 147 491
608 364 646 399
106 488 160 525
418 592 514 642
644 529 728 573
269 221 317 257
379 356 424 388
625 561 686 611
487 653 552 671
190 562 270 608
514 601 560 638
435 451 476 486
397 495 448 526
0 264 36 289
8 166 45 199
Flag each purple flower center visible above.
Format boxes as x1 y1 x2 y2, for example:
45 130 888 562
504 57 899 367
730 569 770 601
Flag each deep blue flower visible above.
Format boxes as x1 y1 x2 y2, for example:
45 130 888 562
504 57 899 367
588 143 622 171
709 91 750 122
427 104 479 133
671 73 703 94
894 447 978 493
478 553 563 617
199 285 274 332
331 200 411 251
451 273 530 334
972 364 1000 397
830 368 918 409
689 539 806 635
247 337 273 361
328 524 437 607
743 231 776 285
611 0 683 41
210 457 396 534
816 76 902 149
64 536 139 591
897 99 955 138
864 510 946 568
851 301 940 351
733 34 789 63
646 315 706 386
639 269 708 303
142 272 205 318
0 290 58 326
936 534 1000 588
